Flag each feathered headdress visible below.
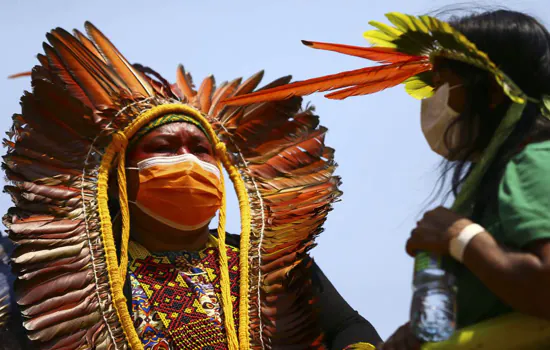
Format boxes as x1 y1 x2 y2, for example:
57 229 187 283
3 22 340 349
225 11 550 214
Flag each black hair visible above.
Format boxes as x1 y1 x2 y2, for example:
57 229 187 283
433 9 550 219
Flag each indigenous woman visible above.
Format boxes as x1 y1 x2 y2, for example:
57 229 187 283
0 23 380 349
226 9 550 350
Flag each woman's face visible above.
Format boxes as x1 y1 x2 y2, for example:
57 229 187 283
127 122 215 166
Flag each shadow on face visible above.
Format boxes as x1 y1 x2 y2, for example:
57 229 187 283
432 58 467 113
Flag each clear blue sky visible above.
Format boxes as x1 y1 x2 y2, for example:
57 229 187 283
1 0 549 340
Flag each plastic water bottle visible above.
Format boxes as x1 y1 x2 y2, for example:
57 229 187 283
410 252 456 342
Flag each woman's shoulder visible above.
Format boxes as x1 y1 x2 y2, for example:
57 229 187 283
503 140 550 180
513 140 550 162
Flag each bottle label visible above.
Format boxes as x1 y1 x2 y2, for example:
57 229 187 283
414 251 441 273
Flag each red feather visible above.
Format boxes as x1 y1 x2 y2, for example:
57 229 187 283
8 71 32 79
325 62 431 99
301 40 425 63
224 59 430 105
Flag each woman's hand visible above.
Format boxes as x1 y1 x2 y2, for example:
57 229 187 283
377 323 421 350
406 206 473 257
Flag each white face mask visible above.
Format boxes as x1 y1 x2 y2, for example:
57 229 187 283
420 83 463 158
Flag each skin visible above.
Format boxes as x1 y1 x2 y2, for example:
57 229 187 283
124 122 217 252
379 67 550 350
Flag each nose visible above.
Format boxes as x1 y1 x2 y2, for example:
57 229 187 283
176 146 192 156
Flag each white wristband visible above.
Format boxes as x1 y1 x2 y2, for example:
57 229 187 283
449 223 485 262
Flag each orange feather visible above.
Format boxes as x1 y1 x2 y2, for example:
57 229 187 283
43 43 95 108
224 60 428 105
51 28 129 93
324 62 431 99
46 35 112 108
73 29 106 64
197 75 215 113
301 40 425 63
176 64 197 100
84 22 153 97
8 71 32 79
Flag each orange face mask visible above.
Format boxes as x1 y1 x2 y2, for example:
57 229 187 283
128 153 223 231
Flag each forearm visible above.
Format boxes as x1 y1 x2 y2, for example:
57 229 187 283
462 232 550 318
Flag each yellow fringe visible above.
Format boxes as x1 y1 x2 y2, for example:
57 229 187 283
97 134 143 350
112 132 131 286
97 103 251 350
194 114 252 350
345 343 377 350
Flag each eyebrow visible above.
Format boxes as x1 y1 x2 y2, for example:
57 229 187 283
147 132 212 148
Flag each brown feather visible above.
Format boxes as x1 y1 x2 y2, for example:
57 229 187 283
16 269 92 306
45 35 114 108
84 22 153 97
52 28 130 93
210 79 241 116
233 70 265 96
197 75 215 113
73 29 105 63
176 64 196 100
21 284 94 317
43 44 95 108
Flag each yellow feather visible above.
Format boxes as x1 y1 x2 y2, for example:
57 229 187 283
368 20 403 38
362 30 397 48
409 14 430 33
387 12 418 32
404 77 434 99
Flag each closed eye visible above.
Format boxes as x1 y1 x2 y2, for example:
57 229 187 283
194 145 210 154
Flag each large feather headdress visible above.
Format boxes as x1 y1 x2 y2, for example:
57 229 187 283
3 22 341 349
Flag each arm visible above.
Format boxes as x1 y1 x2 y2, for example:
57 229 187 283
311 262 381 349
406 207 550 321
462 233 550 319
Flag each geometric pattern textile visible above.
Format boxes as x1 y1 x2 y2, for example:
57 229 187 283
129 237 240 349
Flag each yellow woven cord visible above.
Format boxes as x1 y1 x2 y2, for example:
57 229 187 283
98 134 143 350
112 132 132 286
422 313 550 349
97 103 251 350
192 111 252 350
213 159 240 350
345 342 377 349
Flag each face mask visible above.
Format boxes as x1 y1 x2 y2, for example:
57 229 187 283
127 153 223 231
420 83 463 158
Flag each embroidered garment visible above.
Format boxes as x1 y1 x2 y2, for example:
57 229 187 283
129 235 240 349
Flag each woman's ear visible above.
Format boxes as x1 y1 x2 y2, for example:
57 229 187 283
488 74 506 109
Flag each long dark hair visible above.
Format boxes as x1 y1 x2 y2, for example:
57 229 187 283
435 9 550 219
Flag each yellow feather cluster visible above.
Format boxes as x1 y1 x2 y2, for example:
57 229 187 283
363 12 528 103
